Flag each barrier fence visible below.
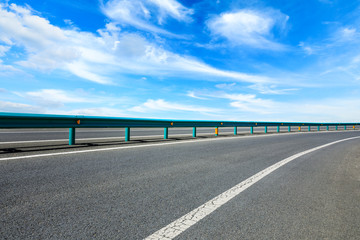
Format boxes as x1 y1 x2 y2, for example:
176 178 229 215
0 112 358 145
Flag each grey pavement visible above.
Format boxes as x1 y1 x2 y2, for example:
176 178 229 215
0 131 359 239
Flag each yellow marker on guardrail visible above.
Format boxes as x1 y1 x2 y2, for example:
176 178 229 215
215 127 219 136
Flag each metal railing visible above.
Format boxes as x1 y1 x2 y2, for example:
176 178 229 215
0 112 359 145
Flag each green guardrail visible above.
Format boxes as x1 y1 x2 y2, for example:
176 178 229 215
0 112 359 145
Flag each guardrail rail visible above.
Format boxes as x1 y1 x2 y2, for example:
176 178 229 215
0 112 359 145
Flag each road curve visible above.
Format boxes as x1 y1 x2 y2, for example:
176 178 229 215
0 131 359 239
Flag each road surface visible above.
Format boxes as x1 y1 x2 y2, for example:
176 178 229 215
0 129 359 239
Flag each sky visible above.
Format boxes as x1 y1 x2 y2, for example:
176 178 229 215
1 0 360 122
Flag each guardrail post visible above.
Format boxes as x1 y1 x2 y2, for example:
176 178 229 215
317 126 320 131
164 127 169 139
264 126 268 133
308 126 311 131
215 127 219 136
277 126 280 133
125 127 130 142
335 126 338 131
234 127 237 135
344 125 347 130
250 126 254 134
69 128 75 145
326 126 329 131
298 126 301 132
288 126 291 132
353 125 355 130
193 127 196 138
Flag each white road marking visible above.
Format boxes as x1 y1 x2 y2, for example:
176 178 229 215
0 130 333 161
0 132 283 161
0 131 357 162
144 135 360 240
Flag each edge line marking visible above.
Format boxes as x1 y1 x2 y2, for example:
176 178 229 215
0 132 358 163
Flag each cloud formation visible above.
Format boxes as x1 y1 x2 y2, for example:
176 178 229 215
101 0 193 36
207 9 288 50
0 3 274 86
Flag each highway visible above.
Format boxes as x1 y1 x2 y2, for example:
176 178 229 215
1 129 359 239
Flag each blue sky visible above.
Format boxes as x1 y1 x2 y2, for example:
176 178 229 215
1 0 360 122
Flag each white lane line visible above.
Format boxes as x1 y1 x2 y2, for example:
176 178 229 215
144 135 360 240
0 131 358 162
0 133 274 161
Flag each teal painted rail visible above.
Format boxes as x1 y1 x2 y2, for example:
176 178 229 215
0 112 359 145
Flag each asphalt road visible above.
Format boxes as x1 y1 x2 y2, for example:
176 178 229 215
1 130 359 239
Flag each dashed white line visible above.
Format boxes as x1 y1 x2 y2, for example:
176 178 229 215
144 135 360 240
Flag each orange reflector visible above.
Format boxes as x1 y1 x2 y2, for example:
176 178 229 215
170 122 174 126
76 120 81 125
221 122 223 125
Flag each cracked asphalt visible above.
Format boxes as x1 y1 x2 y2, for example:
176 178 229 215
1 130 359 239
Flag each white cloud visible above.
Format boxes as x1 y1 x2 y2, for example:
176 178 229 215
0 3 276 85
26 89 92 105
215 83 236 90
148 0 193 24
0 45 10 56
248 83 298 94
299 27 359 56
186 91 209 100
207 9 288 50
0 100 42 113
53 107 129 117
223 93 276 114
130 99 220 113
298 41 314 55
102 0 192 36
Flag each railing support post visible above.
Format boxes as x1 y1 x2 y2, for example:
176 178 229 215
250 126 254 134
327 126 329 131
69 128 75 145
308 126 311 131
265 126 268 133
277 126 280 133
344 125 347 130
215 127 219 136
288 126 291 132
125 127 130 142
317 126 320 131
193 127 196 138
298 126 301 132
335 126 338 131
234 127 237 135
164 127 169 139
